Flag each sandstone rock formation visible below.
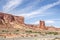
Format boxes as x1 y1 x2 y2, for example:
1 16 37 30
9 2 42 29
0 12 24 28
0 12 60 31
0 12 60 38
39 21 47 30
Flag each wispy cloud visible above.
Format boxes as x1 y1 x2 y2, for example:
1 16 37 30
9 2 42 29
3 0 23 12
13 0 41 14
45 20 55 26
20 0 41 12
29 21 39 24
45 20 55 24
33 21 39 24
29 20 55 25
19 0 60 18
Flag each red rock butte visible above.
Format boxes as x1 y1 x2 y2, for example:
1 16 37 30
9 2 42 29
0 12 24 24
0 12 60 31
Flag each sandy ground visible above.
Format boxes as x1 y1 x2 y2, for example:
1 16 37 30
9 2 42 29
0 35 60 40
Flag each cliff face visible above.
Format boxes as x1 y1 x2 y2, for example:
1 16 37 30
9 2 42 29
0 12 24 28
0 12 60 38
0 12 60 30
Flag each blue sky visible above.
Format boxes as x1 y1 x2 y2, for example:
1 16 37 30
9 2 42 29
0 0 60 28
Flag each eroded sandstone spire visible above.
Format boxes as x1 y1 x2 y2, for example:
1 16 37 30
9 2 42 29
39 20 46 30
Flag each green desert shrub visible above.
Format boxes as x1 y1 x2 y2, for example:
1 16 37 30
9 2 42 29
26 30 41 34
26 30 32 33
46 32 58 35
2 30 8 32
16 29 19 32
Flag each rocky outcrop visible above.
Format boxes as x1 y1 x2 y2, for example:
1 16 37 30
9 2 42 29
0 12 60 38
14 16 24 24
0 12 60 30
39 21 47 30
0 12 24 28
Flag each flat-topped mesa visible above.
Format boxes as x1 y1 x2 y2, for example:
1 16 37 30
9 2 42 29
0 12 24 28
14 16 24 24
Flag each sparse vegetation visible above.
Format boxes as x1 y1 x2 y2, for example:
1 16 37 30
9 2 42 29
16 29 19 32
2 30 8 32
13 29 20 34
26 30 32 33
46 32 58 35
26 30 41 34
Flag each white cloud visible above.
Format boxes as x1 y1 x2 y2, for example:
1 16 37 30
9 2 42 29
45 20 55 24
3 0 23 12
19 0 60 18
13 0 41 16
29 20 55 24
3 0 60 19
34 21 39 24
17 0 41 13
30 0 60 16
29 21 39 24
